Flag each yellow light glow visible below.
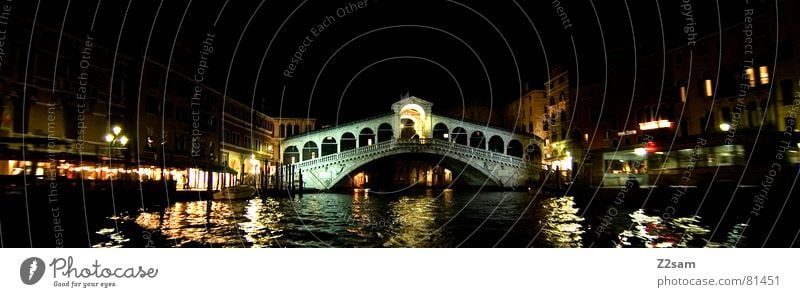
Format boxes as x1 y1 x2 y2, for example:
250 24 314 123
118 135 129 146
745 68 756 87
639 120 672 130
704 79 713 97
759 66 769 85
679 86 687 102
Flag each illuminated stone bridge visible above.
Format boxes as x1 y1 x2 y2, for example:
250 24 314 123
280 97 543 190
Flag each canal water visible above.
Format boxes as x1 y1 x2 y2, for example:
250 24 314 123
84 188 797 248
2 187 797 247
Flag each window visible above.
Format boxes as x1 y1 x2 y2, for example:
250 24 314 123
721 107 732 123
745 67 756 87
759 66 769 85
145 96 159 114
164 103 174 119
747 102 757 128
777 39 793 62
230 132 240 146
781 79 795 105
704 79 713 97
175 134 189 153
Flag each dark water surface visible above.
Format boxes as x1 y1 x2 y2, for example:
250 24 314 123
94 187 800 248
3 187 798 248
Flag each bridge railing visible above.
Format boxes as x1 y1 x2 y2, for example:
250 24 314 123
292 137 526 170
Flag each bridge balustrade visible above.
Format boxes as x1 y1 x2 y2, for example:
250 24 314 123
289 138 525 171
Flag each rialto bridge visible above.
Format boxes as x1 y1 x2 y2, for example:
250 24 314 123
279 97 543 190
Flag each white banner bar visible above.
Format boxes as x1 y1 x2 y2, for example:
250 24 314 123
1 249 797 296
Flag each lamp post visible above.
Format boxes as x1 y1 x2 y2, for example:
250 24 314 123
105 125 129 149
105 125 129 178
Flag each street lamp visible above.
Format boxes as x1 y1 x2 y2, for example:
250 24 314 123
105 125 129 149
105 125 129 179
719 123 731 132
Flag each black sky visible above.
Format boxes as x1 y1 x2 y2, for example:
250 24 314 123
11 0 763 124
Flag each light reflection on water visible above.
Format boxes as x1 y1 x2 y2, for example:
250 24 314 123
93 191 744 248
618 210 743 248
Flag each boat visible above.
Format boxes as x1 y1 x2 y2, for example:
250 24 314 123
214 184 257 200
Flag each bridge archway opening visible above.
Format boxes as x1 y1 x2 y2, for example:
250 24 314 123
488 135 504 153
452 127 467 145
359 128 375 147
284 146 299 164
332 153 495 189
433 123 449 140
399 104 426 138
400 118 417 139
470 131 486 149
526 144 542 164
507 140 523 158
302 141 318 161
377 123 393 142
321 137 337 156
341 132 356 151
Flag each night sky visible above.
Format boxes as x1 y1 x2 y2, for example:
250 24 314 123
12 0 756 124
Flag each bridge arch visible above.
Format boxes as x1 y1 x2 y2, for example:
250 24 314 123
341 132 356 151
284 146 299 163
321 137 337 156
399 103 427 139
302 141 318 161
488 135 504 153
297 140 527 190
507 140 523 158
469 131 486 149
452 127 467 145
277 97 543 190
359 128 375 147
526 144 542 164
377 123 393 142
433 123 448 140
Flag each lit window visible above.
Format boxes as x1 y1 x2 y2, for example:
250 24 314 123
759 66 769 85
679 86 687 102
745 67 756 87
705 79 713 97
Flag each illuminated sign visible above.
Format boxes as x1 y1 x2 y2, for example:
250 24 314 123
638 120 672 131
617 130 637 136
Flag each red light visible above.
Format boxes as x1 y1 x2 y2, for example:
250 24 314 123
645 141 657 153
